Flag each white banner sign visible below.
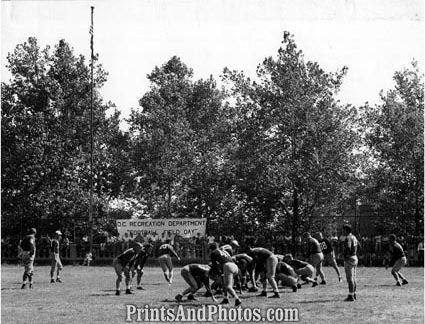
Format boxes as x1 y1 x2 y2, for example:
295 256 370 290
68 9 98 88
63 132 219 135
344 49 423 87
116 218 207 241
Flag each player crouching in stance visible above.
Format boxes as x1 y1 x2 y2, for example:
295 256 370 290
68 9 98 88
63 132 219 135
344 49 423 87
342 224 358 301
175 264 217 303
232 253 255 291
50 230 64 283
283 254 316 286
246 246 280 298
275 261 298 292
113 242 143 295
131 243 153 290
210 243 242 306
387 234 408 286
20 228 37 289
158 240 181 284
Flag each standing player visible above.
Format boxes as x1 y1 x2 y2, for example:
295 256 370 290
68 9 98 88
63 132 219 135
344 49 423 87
210 243 241 306
342 224 358 301
175 264 217 302
317 232 342 282
20 228 37 289
304 232 326 285
113 242 143 295
50 230 63 283
158 239 181 284
131 243 153 290
387 234 408 286
246 246 280 298
283 254 317 286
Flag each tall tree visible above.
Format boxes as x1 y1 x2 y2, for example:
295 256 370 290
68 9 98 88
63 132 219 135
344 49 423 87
222 33 359 252
1 37 126 234
362 61 424 235
128 56 232 218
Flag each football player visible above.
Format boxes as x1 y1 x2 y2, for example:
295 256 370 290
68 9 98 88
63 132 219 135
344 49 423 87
342 224 358 301
113 242 143 295
20 228 37 289
317 232 342 282
304 232 326 285
131 243 153 290
387 234 408 286
210 243 241 306
158 239 181 284
175 264 217 302
50 230 63 283
246 246 280 298
283 254 316 286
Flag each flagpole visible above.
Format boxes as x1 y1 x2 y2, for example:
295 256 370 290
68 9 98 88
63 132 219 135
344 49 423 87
89 6 95 254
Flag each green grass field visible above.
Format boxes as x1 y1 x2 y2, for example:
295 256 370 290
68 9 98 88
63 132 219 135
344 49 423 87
1 265 423 324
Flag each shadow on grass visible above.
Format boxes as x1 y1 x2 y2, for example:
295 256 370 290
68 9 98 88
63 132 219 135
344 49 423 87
298 299 340 304
1 287 23 290
89 293 115 297
363 284 397 287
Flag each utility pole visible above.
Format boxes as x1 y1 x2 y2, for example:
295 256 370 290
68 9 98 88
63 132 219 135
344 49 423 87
89 6 95 253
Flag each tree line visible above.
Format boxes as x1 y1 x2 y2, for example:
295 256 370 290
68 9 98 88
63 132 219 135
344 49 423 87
1 34 423 241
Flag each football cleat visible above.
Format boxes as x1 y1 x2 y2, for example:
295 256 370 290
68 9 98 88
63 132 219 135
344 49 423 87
175 294 183 302
269 292 280 298
115 290 120 296
220 298 229 304
125 289 133 294
235 299 242 306
402 280 408 285
344 295 355 302
258 291 267 297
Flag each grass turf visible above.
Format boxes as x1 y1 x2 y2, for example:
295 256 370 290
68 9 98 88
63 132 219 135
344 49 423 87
1 265 423 324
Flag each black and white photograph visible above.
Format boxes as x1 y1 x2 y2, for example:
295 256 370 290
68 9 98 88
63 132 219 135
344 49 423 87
1 0 424 323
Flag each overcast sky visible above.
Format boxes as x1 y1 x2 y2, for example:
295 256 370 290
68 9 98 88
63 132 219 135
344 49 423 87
2 0 424 129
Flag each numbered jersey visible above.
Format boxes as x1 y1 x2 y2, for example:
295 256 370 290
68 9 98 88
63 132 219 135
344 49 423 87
319 238 333 254
344 234 358 258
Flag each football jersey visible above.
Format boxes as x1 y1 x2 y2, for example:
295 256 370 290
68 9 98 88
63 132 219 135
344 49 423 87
210 248 233 265
247 247 274 265
319 238 333 254
343 234 358 258
51 239 60 254
117 248 136 267
21 235 36 252
390 242 405 262
158 244 178 258
307 238 322 255
132 249 150 268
